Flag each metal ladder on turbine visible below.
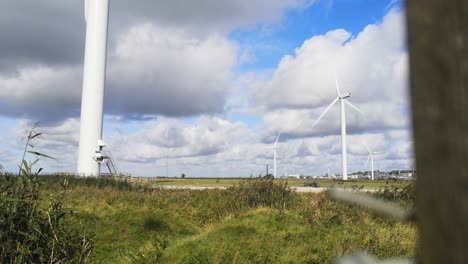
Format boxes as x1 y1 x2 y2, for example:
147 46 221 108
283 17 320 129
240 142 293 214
102 150 119 175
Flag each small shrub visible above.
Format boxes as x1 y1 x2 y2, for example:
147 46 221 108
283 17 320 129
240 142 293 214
374 182 415 208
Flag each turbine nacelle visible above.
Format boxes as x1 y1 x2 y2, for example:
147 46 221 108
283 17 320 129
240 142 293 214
365 143 383 157
340 92 351 99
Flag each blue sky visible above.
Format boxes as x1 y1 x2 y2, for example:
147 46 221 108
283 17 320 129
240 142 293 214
0 0 412 177
231 0 402 72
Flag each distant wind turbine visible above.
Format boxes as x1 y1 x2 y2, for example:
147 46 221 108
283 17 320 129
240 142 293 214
365 144 382 180
311 78 362 181
265 133 281 178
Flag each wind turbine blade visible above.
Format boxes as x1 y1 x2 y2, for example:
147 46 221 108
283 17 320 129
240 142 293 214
311 97 339 128
84 0 89 22
274 133 281 145
365 143 371 153
344 100 363 114
335 78 341 97
365 154 371 168
373 152 383 155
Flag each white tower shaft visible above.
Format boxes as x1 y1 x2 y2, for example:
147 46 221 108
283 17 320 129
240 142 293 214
341 99 348 181
311 78 360 181
77 0 110 176
273 148 277 178
371 155 374 180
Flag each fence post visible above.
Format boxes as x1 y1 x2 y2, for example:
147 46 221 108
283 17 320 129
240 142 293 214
406 1 468 263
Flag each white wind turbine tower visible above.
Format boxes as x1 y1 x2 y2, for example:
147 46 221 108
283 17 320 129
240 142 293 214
365 144 382 180
77 0 110 176
311 78 362 181
265 133 281 178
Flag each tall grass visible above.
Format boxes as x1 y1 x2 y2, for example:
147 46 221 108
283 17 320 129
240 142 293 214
2 170 417 263
0 172 93 263
50 177 416 263
40 174 134 191
0 123 93 263
227 178 292 209
159 188 416 263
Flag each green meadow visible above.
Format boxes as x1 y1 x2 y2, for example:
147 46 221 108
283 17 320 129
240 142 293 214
23 176 416 263
150 177 409 189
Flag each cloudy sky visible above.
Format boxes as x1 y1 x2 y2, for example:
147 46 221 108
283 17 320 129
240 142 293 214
0 0 413 177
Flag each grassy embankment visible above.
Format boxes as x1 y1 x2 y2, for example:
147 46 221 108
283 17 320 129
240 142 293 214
39 176 416 263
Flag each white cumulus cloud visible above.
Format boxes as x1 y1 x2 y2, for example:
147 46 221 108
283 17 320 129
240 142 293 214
106 24 239 118
251 9 409 139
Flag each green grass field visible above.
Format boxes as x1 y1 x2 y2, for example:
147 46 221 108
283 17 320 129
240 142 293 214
35 176 416 263
153 177 410 189
153 178 243 187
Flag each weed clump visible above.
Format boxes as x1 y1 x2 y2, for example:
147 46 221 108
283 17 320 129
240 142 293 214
227 178 293 210
187 178 295 224
374 182 415 208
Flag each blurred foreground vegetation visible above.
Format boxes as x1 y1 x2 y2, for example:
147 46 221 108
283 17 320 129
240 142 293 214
0 173 93 263
0 175 416 263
